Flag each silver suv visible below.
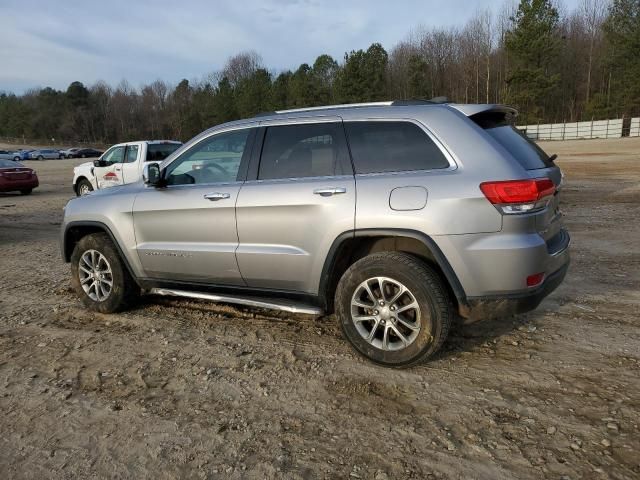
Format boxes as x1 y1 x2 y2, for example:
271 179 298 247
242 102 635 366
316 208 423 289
61 101 570 367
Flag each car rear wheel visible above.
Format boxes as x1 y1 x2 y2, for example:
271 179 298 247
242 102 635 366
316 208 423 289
70 233 139 313
76 179 93 196
335 252 453 367
13 156 20 162
37 155 43 160
20 189 32 195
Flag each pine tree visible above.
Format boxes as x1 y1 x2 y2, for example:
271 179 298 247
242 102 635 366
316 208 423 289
505 0 561 123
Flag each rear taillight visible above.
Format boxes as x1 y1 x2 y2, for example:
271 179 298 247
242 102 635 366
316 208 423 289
480 178 555 214
526 272 545 287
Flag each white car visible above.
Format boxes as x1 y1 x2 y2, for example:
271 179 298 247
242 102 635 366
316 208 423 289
72 140 182 196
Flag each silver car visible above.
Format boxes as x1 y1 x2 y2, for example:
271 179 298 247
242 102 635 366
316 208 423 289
61 101 570 367
30 149 63 160
0 150 21 161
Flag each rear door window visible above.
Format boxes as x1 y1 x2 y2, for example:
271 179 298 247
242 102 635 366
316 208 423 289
344 121 450 174
258 122 350 180
472 112 554 170
146 143 181 161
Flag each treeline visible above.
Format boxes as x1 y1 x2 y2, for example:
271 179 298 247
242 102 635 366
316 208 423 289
0 0 638 145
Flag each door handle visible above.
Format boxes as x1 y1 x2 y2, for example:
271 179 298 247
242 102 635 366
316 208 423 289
115 167 122 171
313 187 347 197
204 192 231 201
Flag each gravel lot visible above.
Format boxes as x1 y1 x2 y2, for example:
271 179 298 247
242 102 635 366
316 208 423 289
0 138 638 479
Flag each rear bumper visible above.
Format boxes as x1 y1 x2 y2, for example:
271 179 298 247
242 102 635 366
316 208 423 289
460 260 569 323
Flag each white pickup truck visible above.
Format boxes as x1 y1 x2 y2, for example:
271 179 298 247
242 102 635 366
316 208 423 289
72 140 182 196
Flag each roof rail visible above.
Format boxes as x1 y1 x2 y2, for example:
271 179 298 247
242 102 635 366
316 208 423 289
253 98 451 118
273 101 393 115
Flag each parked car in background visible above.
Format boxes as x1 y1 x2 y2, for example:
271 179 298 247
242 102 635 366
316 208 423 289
72 140 181 195
30 149 63 160
0 150 20 161
72 148 104 159
0 159 39 194
13 150 34 161
60 147 81 159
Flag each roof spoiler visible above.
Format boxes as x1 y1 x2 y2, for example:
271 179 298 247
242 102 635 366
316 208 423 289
449 104 518 117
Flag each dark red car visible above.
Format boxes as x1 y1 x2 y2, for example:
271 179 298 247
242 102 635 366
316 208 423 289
0 159 39 195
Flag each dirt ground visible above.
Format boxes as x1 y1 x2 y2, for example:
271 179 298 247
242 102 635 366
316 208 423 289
0 138 638 479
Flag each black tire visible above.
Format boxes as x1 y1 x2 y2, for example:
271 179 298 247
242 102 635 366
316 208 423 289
59 154 64 159
81 154 86 158
70 233 139 313
20 189 32 195
37 155 43 160
76 178 93 196
13 156 20 162
335 252 453 368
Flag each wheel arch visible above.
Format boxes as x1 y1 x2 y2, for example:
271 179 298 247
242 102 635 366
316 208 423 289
319 229 468 315
63 221 140 286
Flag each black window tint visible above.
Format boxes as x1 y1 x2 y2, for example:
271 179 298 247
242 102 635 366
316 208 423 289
146 143 181 161
258 123 348 180
472 112 553 170
345 121 449 174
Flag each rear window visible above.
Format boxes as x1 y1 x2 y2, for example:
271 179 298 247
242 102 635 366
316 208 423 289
344 121 450 174
472 112 554 170
146 143 181 161
0 159 21 167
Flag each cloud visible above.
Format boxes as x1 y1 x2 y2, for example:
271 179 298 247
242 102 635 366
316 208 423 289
0 0 582 93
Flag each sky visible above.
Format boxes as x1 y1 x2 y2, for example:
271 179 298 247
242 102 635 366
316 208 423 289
0 0 583 94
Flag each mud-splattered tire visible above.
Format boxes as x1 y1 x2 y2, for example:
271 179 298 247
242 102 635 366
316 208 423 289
70 233 139 313
335 252 453 368
76 178 93 196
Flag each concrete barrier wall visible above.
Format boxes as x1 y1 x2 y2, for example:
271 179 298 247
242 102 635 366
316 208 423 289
518 119 624 140
630 118 640 138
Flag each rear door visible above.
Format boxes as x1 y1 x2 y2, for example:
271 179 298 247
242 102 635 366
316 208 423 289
235 118 355 293
132 127 255 284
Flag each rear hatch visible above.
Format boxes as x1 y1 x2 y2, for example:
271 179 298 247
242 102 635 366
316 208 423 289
468 108 566 250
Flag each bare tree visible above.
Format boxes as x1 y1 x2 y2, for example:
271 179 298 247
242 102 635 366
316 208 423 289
222 51 263 87
580 0 608 105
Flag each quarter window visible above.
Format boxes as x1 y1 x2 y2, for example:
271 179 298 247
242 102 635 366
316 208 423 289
258 123 349 180
165 129 250 185
344 121 450 174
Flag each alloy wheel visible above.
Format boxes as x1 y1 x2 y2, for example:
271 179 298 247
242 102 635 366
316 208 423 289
78 249 113 301
350 276 422 351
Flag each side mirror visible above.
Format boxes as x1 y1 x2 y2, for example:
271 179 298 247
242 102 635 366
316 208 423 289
93 159 108 167
143 163 162 186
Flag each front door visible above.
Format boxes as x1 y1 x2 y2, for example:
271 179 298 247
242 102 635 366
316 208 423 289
94 145 125 189
235 119 355 294
121 144 141 184
132 127 255 284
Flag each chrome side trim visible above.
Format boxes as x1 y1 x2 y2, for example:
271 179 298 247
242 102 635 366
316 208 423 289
148 288 323 315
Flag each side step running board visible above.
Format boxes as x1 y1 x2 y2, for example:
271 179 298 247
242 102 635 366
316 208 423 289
148 288 324 315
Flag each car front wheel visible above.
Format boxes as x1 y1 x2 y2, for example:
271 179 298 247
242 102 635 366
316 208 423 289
335 252 453 367
76 179 93 196
70 233 138 313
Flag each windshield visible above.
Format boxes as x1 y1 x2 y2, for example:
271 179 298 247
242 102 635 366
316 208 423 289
472 111 555 170
146 143 181 161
